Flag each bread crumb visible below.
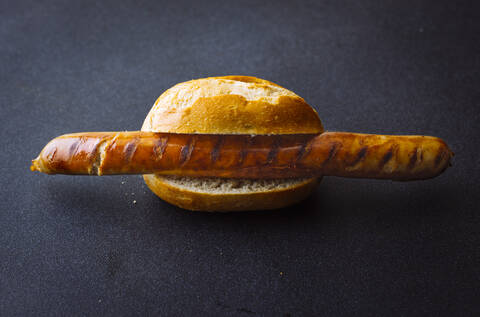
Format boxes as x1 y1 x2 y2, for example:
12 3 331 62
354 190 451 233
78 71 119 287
133 200 137 204
280 272 284 276
161 176 310 194
121 181 125 185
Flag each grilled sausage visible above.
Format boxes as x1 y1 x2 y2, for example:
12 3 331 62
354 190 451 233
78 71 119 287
31 131 453 180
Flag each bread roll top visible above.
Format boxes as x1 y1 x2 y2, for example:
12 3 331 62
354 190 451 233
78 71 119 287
141 76 324 135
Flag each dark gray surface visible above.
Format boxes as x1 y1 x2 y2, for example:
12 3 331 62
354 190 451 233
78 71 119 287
1 0 479 315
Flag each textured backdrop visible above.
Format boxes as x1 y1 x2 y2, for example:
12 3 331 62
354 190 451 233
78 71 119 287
1 0 479 315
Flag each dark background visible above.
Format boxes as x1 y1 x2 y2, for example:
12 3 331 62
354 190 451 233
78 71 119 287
1 0 479 315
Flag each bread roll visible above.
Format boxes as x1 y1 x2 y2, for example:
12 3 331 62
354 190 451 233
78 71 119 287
141 76 324 211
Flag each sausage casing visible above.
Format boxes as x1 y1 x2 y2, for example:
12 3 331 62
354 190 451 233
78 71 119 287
31 131 453 180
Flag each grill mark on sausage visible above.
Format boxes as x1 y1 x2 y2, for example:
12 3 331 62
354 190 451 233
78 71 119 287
434 148 448 167
379 145 396 169
68 139 81 158
295 136 316 165
237 136 252 167
322 141 341 167
47 147 58 162
124 137 139 164
102 133 120 157
179 136 196 166
153 135 169 160
294 143 307 165
50 147 66 173
408 147 418 169
349 146 368 166
210 135 224 163
266 136 280 165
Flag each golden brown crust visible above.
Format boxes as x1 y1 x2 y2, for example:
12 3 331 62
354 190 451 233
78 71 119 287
143 174 318 212
217 75 284 87
141 76 324 134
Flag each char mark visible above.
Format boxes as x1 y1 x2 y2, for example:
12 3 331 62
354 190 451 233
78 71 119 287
408 147 418 169
46 147 58 162
153 136 169 160
210 136 224 164
266 137 280 165
237 136 253 167
434 148 448 167
322 141 341 167
179 136 196 166
379 145 396 168
68 139 81 158
295 136 315 165
124 137 139 163
349 146 368 166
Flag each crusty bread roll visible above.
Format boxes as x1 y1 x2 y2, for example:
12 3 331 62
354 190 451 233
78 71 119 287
141 76 324 211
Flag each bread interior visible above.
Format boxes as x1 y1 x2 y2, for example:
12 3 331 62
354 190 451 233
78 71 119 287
160 176 311 194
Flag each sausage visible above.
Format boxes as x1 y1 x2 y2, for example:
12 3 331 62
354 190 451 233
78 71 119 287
31 131 453 180
308 132 453 180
